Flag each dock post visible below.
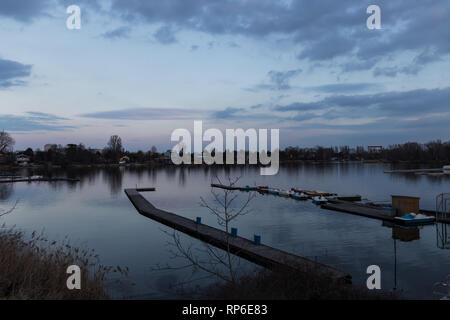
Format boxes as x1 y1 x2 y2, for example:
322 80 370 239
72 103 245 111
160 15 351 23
254 234 261 245
195 217 202 224
231 228 237 237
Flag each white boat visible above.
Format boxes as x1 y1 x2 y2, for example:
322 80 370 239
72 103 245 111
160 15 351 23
267 188 280 195
278 190 292 197
292 192 308 201
394 213 435 225
312 196 328 204
444 165 450 174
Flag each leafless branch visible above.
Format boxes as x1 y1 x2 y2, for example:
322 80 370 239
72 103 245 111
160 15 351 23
0 200 18 218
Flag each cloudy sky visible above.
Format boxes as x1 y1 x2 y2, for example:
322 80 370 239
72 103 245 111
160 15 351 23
1 0 449 151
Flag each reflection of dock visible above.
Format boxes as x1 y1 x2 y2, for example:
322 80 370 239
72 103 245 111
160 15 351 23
384 168 442 173
124 188 351 282
0 177 80 184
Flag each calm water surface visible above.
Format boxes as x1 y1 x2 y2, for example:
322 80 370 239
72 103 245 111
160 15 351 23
1 163 449 299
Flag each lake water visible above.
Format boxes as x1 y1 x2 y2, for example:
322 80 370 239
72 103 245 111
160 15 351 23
1 163 449 299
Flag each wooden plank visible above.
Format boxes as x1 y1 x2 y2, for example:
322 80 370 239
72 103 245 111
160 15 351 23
124 188 351 282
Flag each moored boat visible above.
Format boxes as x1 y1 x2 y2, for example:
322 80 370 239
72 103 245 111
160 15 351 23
292 192 308 201
394 213 435 226
257 186 269 193
312 195 328 204
278 190 292 197
308 190 335 197
267 188 280 195
239 185 258 191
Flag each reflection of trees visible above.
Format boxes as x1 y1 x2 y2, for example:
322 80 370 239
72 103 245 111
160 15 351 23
103 167 123 197
178 167 186 186
0 184 13 201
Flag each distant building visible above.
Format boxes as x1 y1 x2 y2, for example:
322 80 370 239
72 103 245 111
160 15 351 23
0 153 6 164
368 146 383 153
44 144 57 152
16 154 30 166
119 156 130 165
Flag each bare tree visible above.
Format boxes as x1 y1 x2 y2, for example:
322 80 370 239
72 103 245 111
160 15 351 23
0 131 15 153
0 200 18 218
107 135 123 154
155 175 255 288
105 135 123 162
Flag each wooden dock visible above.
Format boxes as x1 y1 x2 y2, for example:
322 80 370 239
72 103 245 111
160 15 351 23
321 199 396 222
124 188 351 282
322 200 450 224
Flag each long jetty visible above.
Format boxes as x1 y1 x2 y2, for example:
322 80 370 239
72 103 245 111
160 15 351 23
124 188 351 282
321 199 396 222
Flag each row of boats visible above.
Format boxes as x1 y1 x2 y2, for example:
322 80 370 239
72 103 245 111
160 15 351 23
240 185 332 204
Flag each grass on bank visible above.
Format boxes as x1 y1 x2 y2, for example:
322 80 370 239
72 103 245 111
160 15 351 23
204 267 399 300
0 226 126 299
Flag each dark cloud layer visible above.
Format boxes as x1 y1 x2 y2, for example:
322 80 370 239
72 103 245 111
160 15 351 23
248 69 302 91
0 0 52 22
212 107 245 119
309 83 382 93
3 1 449 77
0 112 73 131
153 25 177 44
0 58 32 88
106 0 449 75
275 87 450 120
101 26 132 39
80 108 202 120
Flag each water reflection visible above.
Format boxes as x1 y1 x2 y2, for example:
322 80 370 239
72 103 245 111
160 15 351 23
436 223 450 249
1 163 449 299
103 167 124 197
0 184 13 201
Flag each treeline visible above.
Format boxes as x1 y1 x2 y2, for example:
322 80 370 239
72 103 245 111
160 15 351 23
2 129 450 166
17 144 163 166
280 140 450 162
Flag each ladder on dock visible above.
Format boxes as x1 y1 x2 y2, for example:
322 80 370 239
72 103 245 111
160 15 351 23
436 193 450 249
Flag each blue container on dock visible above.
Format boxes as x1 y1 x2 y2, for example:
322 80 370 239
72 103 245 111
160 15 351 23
254 235 261 245
196 217 202 224
231 228 237 237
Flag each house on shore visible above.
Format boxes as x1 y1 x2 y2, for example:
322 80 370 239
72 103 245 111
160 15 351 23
15 154 31 167
368 145 383 153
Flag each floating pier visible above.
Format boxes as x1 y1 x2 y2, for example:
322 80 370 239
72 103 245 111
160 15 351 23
322 199 450 224
124 188 351 282
211 184 362 202
321 199 396 222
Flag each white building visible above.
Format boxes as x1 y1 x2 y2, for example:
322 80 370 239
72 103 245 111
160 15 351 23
368 146 383 153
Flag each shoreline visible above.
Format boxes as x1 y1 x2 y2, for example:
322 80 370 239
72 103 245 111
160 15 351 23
1 159 449 171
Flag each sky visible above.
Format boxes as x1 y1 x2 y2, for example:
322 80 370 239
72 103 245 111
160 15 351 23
0 0 449 151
